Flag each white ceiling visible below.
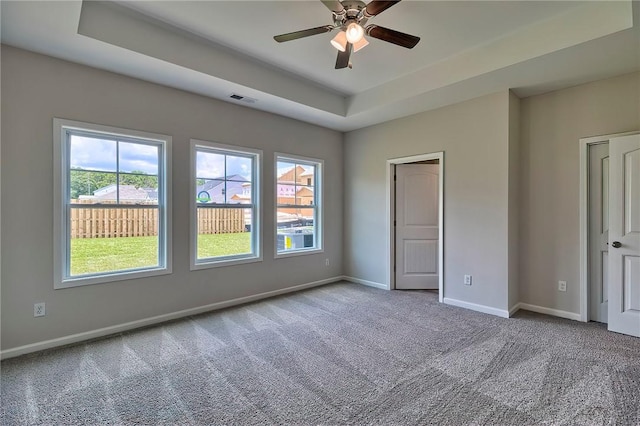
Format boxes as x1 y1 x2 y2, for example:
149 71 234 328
1 1 639 131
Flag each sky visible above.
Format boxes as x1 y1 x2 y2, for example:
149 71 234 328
70 135 313 181
70 135 159 174
196 151 251 180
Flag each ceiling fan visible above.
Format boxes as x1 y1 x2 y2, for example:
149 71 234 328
273 0 420 69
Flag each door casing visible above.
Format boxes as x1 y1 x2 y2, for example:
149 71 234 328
386 152 444 300
579 131 638 322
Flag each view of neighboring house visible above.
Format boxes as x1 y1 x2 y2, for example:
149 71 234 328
194 168 315 230
277 165 314 208
78 184 157 204
276 164 315 229
194 168 314 207
196 174 248 204
230 182 252 203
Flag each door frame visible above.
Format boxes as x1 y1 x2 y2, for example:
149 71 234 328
579 131 638 322
386 152 444 301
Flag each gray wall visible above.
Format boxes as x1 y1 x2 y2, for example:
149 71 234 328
519 71 640 314
344 92 512 311
1 46 343 350
2 45 638 353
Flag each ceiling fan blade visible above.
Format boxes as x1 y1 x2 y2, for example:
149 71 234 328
366 25 420 49
335 43 352 69
364 0 401 17
321 0 345 13
274 25 335 43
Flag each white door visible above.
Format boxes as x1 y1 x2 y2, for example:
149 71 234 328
608 134 640 337
589 143 609 323
395 163 439 290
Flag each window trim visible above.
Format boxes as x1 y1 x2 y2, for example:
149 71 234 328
53 118 172 289
274 153 324 259
190 139 262 270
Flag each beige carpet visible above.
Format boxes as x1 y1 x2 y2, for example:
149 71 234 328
2 281 640 425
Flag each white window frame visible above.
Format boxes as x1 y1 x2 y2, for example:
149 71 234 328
53 118 172 289
190 139 262 270
275 153 323 258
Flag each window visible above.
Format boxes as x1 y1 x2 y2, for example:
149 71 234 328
191 140 261 269
276 154 322 256
53 119 171 288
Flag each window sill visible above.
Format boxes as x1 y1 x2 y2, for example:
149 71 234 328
191 255 262 271
275 247 324 259
56 266 172 289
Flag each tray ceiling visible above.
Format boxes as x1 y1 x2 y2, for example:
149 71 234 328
2 1 639 131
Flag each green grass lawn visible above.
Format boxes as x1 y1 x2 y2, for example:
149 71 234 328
197 232 251 259
71 232 251 275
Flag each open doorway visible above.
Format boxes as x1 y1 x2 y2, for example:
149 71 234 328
386 152 444 301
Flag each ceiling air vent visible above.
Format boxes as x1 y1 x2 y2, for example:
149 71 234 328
229 94 257 104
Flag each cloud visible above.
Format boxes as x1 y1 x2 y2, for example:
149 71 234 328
119 142 158 174
197 152 252 180
227 155 252 180
70 136 116 171
70 136 159 175
196 151 224 178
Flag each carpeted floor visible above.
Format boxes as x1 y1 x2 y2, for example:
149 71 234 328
2 281 640 425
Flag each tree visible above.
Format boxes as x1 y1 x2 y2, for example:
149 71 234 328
120 171 158 189
70 168 114 199
70 168 157 199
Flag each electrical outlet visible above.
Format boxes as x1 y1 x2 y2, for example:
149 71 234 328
558 281 567 292
325 258 330 266
464 275 472 286
34 302 46 317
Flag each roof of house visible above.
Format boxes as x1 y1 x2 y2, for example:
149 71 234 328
196 174 248 204
88 184 156 202
277 165 313 182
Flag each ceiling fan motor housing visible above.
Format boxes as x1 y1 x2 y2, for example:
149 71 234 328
333 0 366 27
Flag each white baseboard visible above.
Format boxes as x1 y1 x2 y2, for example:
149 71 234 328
342 276 389 290
509 303 521 317
513 303 581 322
443 297 510 318
0 276 343 360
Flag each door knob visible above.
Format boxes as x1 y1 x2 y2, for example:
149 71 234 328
611 241 622 248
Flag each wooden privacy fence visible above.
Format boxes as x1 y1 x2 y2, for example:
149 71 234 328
197 207 246 235
70 207 246 238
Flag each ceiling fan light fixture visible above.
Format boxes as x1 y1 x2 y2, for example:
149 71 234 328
345 22 364 44
352 36 369 52
273 1 419 69
330 31 347 52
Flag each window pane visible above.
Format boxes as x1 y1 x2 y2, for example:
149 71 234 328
70 135 116 171
227 181 252 204
296 186 315 206
119 142 159 174
119 173 158 205
69 206 159 276
226 155 252 181
70 170 117 203
197 207 252 259
196 151 225 180
277 161 297 184
277 207 315 252
277 184 296 205
299 166 315 186
196 178 225 203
